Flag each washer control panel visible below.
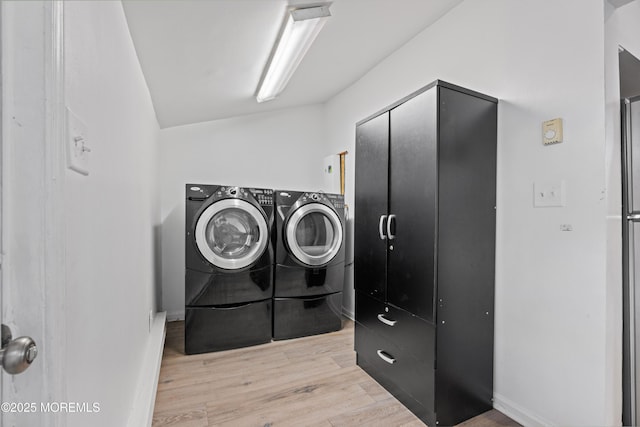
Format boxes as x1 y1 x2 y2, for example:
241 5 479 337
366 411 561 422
249 188 273 206
213 186 248 198
186 184 273 206
225 187 240 196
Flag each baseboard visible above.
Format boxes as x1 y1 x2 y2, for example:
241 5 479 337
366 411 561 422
342 307 354 321
166 310 185 321
127 311 167 427
493 392 555 427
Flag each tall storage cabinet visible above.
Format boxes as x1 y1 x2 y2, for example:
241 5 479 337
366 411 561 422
354 81 497 426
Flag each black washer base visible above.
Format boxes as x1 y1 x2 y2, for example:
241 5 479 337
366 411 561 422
185 300 272 355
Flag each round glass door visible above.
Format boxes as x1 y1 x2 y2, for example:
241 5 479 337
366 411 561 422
195 199 268 270
286 203 343 266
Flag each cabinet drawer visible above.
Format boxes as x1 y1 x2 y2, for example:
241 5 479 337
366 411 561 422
355 322 434 410
356 292 435 360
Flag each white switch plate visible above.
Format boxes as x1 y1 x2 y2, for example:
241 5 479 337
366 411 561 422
66 108 90 175
534 180 566 207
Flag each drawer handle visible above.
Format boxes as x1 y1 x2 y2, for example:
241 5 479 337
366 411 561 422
377 314 397 326
376 350 396 364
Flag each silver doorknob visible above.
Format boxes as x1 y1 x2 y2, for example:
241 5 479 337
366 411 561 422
0 324 37 375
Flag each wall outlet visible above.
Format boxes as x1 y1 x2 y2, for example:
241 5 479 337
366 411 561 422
534 180 566 207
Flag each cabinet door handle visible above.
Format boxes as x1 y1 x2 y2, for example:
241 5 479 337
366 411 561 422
378 215 388 240
377 314 397 326
376 350 396 364
387 214 396 240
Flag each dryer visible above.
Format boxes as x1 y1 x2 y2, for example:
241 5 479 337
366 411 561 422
273 190 345 340
185 184 274 354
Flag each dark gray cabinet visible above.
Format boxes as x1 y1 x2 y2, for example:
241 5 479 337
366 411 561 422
354 80 497 426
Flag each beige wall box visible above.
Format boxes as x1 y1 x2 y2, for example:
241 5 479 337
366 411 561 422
542 117 563 145
323 154 341 194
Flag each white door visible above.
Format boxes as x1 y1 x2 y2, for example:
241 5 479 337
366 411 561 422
1 2 67 426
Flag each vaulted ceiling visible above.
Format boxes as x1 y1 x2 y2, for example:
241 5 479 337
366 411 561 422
122 0 465 128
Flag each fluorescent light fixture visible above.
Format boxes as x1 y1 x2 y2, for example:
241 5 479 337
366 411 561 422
256 5 331 103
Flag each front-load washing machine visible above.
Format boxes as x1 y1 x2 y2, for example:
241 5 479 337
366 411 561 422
273 190 345 340
185 184 274 354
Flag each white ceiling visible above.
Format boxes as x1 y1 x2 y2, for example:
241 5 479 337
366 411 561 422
608 0 635 7
122 0 464 128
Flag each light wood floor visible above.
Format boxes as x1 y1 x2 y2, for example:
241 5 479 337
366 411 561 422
153 320 520 427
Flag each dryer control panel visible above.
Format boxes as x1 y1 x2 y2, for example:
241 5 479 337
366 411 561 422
325 193 345 210
300 192 327 203
298 192 344 210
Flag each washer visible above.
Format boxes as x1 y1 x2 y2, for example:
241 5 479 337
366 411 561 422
273 190 345 340
185 184 274 354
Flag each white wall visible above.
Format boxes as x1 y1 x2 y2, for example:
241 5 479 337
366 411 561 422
63 2 160 426
325 0 613 425
159 105 326 319
605 0 640 422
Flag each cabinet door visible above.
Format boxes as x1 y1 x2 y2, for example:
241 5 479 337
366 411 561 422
387 88 437 322
354 112 389 301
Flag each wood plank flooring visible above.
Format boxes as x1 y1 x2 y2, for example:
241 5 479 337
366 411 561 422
153 320 520 427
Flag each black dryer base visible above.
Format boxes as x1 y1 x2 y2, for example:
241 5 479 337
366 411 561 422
273 292 343 340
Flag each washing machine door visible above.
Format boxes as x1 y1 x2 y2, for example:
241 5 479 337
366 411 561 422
286 203 343 266
195 199 268 270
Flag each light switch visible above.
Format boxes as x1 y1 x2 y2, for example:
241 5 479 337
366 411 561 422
66 108 90 175
542 118 563 145
534 180 566 207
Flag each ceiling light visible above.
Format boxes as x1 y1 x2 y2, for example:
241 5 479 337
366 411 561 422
256 5 331 103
